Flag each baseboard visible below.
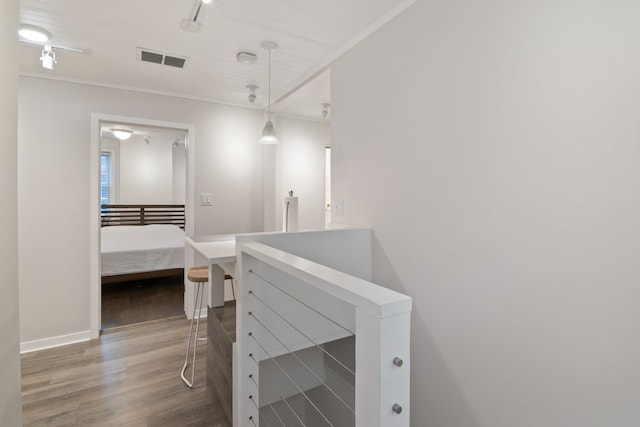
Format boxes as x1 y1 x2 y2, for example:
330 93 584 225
20 330 92 354
185 307 208 320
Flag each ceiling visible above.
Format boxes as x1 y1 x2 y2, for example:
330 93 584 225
18 0 414 121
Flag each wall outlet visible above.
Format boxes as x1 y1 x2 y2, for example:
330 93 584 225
200 193 213 206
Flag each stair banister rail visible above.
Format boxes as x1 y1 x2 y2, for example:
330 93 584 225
236 240 412 427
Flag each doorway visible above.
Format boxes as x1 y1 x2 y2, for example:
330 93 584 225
90 114 195 336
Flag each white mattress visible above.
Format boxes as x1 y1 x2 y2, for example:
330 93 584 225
101 224 185 276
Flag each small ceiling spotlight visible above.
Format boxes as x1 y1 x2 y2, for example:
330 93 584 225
40 45 56 70
201 0 212 4
19 24 51 43
246 84 259 103
111 129 133 140
321 103 331 118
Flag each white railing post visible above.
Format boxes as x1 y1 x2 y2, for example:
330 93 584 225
356 309 411 427
236 254 261 427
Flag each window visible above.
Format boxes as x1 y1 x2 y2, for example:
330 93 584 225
100 151 113 205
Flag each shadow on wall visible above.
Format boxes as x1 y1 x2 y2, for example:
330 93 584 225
371 234 481 426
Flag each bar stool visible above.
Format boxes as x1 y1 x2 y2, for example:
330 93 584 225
180 265 208 388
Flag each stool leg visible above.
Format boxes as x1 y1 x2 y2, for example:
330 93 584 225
191 281 205 386
181 281 205 388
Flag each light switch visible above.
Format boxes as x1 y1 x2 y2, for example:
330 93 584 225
200 193 213 206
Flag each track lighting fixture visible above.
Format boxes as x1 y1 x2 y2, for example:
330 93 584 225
259 41 279 144
246 84 259 103
321 103 331 118
181 0 211 32
40 45 56 70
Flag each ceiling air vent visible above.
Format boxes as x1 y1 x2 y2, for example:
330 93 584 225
137 48 188 69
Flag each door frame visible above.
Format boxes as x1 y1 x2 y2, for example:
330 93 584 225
90 113 195 338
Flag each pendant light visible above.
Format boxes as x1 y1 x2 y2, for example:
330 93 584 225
259 41 279 144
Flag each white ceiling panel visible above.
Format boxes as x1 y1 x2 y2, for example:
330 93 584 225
18 0 414 119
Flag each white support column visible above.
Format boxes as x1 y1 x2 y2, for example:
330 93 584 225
355 309 411 427
209 264 225 308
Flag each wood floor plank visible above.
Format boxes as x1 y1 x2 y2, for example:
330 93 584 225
102 274 185 330
22 317 220 427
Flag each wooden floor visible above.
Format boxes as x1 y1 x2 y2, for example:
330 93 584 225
102 274 185 330
21 317 220 427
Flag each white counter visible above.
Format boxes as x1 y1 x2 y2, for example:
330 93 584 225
185 235 237 308
185 235 236 264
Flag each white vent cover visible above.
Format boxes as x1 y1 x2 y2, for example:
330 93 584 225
137 48 188 69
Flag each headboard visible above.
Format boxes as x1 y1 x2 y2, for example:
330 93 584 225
101 204 185 229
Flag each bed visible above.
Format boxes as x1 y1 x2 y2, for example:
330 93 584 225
100 204 185 284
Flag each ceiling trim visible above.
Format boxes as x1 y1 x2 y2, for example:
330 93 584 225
18 71 264 112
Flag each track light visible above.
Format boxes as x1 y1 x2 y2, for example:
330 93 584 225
259 41 279 144
40 45 56 70
181 0 211 32
246 84 259 104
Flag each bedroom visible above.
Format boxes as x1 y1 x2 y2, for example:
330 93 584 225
99 122 188 328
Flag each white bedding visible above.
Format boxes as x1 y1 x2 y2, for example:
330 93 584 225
101 224 184 276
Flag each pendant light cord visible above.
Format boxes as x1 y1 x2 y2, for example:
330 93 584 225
267 47 271 121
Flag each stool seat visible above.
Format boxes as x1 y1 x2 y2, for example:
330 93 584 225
188 266 209 282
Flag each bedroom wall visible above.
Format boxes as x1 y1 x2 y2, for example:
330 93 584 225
274 116 330 231
18 76 264 346
172 143 186 204
0 0 23 424
119 136 175 204
331 0 640 425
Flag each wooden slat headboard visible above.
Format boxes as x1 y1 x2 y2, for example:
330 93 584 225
101 204 185 229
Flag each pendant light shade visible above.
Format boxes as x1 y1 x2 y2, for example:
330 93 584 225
260 41 279 144
260 120 278 144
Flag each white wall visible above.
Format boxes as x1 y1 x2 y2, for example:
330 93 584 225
18 77 264 345
331 0 640 425
275 116 329 231
0 0 23 424
119 136 174 204
172 143 186 204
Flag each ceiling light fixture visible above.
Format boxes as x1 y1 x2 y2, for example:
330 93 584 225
18 24 51 43
180 0 211 32
259 41 279 144
40 45 56 70
246 84 259 103
321 103 331 118
111 129 133 140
